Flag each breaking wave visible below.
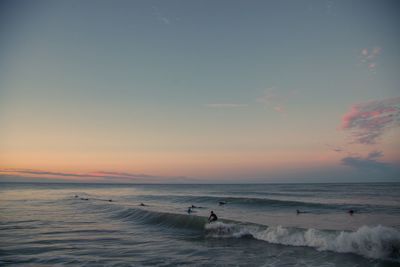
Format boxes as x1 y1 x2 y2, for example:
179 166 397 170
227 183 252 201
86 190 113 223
206 222 400 261
83 200 400 261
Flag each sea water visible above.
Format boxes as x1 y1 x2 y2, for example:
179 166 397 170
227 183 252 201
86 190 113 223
0 183 399 266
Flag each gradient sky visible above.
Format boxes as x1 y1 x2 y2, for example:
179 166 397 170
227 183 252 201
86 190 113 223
1 0 399 183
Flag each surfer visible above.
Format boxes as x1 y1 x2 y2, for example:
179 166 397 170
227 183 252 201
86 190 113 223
296 209 307 214
187 207 192 214
208 211 218 223
219 201 226 206
348 209 354 215
139 203 146 206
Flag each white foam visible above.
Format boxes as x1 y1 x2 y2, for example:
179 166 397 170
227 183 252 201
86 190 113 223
256 225 400 260
205 222 400 260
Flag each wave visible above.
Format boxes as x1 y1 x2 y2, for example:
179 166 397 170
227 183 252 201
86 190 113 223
133 194 399 214
206 222 400 261
89 203 400 261
135 194 332 207
109 206 209 231
73 190 399 214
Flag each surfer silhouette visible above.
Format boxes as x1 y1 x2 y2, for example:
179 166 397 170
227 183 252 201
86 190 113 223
296 209 307 214
208 211 218 223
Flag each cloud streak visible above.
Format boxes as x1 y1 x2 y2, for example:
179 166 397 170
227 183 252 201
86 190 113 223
152 6 172 25
325 144 343 152
205 103 248 108
341 97 400 144
0 169 188 183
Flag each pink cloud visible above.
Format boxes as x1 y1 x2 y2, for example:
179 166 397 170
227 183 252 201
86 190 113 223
341 97 400 144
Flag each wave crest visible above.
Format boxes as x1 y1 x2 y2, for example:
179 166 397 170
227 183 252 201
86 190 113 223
87 203 400 261
205 222 400 260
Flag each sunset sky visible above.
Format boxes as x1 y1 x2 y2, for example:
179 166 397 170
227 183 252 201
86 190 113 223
1 0 399 183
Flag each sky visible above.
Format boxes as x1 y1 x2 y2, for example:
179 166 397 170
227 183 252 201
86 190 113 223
0 0 399 183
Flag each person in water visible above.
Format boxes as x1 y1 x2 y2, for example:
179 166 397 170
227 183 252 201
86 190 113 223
187 207 192 214
208 211 218 223
296 209 307 214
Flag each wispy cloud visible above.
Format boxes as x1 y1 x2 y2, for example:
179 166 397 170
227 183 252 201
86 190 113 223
341 97 400 144
0 169 188 183
367 150 383 159
325 144 343 152
360 47 382 73
160 17 170 25
152 6 171 25
94 171 155 178
205 103 248 108
0 169 92 178
256 87 295 114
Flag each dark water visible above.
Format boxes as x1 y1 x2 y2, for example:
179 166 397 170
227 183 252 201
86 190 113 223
1 183 399 266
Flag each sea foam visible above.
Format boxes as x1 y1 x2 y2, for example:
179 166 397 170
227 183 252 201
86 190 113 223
206 222 400 260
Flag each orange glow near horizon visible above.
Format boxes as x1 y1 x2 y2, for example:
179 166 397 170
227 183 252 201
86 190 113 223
2 146 392 180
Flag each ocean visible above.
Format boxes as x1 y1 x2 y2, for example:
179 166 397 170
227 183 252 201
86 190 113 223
0 182 399 266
